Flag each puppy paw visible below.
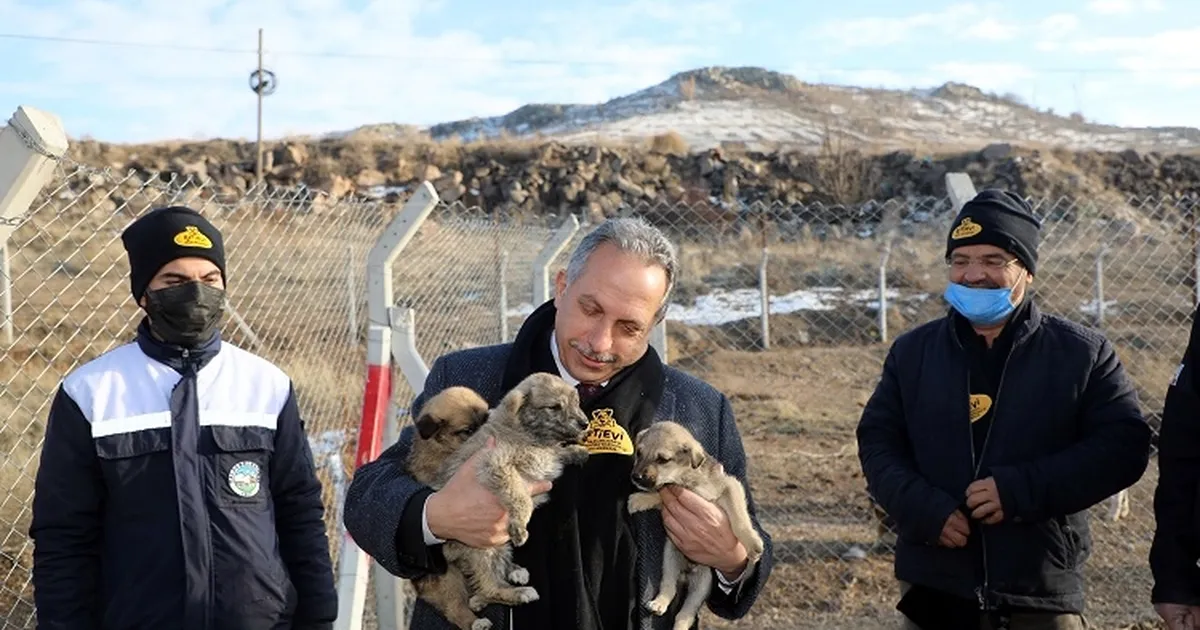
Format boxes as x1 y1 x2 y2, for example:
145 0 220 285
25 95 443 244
513 586 540 604
508 567 530 585
627 492 660 513
747 537 765 562
509 526 529 547
471 620 493 630
468 596 489 613
645 595 671 616
673 617 698 630
566 445 591 464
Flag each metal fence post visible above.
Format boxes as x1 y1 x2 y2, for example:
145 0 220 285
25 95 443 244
532 215 579 305
759 235 771 351
945 172 978 213
499 249 509 342
1095 243 1107 329
0 106 70 344
335 181 439 630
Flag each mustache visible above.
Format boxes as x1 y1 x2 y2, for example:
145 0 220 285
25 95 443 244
570 339 616 363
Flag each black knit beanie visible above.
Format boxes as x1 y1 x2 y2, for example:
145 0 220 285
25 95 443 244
945 189 1041 275
120 206 227 301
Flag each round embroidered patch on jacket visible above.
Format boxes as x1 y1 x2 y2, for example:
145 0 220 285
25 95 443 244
228 461 262 497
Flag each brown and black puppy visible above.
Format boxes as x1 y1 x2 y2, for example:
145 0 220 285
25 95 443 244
627 421 765 630
404 386 493 630
434 372 592 612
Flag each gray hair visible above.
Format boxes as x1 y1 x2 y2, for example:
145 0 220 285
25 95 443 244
564 216 678 322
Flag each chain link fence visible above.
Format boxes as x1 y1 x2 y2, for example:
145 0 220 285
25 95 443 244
0 154 396 628
387 194 1191 629
0 128 1188 629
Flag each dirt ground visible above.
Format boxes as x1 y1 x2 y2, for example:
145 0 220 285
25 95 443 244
676 342 1166 630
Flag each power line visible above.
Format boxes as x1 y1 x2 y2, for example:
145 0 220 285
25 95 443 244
0 32 619 66
3 31 1200 74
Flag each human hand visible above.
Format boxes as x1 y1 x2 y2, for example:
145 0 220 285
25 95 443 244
965 477 1004 525
660 486 749 578
1156 603 1200 630
938 510 970 548
425 436 553 547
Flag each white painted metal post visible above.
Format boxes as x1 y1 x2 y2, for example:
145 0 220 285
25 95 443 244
0 106 70 344
1 245 10 345
650 319 668 363
532 215 580 305
334 181 439 630
945 172 978 214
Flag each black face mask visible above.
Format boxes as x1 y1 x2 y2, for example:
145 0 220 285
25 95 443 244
144 282 226 348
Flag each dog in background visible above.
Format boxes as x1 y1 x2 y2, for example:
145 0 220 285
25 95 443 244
434 372 592 613
627 421 764 630
404 386 493 630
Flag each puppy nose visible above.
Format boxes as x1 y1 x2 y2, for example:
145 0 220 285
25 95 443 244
631 472 648 486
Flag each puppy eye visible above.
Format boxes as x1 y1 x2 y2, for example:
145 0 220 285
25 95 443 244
656 455 670 464
548 403 562 411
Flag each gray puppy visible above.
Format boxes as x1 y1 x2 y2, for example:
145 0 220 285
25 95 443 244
434 372 592 612
627 421 765 630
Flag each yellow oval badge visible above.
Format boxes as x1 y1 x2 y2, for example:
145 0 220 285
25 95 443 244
174 225 213 249
951 217 983 240
969 394 992 423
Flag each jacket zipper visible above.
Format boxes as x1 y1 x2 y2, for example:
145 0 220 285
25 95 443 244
956 323 1028 613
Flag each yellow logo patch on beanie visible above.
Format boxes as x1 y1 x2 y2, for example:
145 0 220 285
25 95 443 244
173 225 213 249
951 217 983 240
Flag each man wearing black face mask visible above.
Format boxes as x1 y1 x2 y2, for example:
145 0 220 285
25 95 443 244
855 189 1152 629
29 206 338 630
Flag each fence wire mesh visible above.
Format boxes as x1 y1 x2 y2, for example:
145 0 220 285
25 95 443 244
0 155 393 629
385 195 1191 630
0 127 1191 630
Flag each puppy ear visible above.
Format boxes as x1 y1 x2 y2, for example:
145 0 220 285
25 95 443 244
415 413 441 439
471 407 490 430
501 389 526 418
687 446 706 469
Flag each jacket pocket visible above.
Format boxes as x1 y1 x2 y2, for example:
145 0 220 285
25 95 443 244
211 425 275 509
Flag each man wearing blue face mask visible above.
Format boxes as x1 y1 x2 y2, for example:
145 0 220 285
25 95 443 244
856 189 1152 630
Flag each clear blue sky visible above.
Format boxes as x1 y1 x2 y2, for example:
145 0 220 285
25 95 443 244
0 0 1196 143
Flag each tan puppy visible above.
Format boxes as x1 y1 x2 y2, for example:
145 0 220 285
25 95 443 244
404 386 492 630
434 372 592 612
626 421 765 630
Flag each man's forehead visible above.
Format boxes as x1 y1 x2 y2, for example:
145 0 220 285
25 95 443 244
950 244 1010 258
578 292 654 325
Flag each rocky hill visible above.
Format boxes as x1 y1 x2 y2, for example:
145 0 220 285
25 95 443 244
53 66 1200 226
341 66 1200 154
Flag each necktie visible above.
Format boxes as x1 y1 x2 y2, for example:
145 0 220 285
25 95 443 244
577 382 602 401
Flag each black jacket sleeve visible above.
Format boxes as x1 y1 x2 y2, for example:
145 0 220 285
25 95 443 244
856 344 963 545
271 384 338 628
990 336 1151 523
29 386 106 630
342 357 448 579
1150 305 1200 605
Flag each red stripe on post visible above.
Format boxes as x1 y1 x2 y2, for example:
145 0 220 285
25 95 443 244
355 363 391 469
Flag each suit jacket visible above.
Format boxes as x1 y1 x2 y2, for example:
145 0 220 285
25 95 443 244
342 341 774 629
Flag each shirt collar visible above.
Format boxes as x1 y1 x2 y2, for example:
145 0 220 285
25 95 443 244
549 330 608 388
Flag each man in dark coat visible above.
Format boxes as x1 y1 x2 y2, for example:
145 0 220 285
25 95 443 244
856 189 1152 629
29 206 338 630
343 216 773 630
1150 302 1200 630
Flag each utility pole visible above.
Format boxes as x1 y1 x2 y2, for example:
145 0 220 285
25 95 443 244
248 29 277 187
255 28 264 185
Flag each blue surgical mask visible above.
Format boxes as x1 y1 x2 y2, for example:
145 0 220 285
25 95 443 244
943 283 1015 326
